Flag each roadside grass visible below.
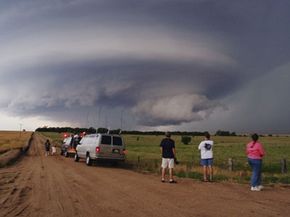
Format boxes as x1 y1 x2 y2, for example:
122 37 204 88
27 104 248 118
124 135 290 184
38 132 64 147
40 132 290 184
0 131 33 154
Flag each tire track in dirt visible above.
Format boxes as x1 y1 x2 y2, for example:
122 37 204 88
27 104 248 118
0 167 32 216
1 133 290 217
0 139 37 217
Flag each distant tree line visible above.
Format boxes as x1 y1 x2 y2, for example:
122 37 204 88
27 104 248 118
121 130 210 136
215 130 237 136
35 127 237 137
35 127 209 136
35 127 97 134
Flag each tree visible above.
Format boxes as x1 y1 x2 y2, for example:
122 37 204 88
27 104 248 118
97 128 109 134
109 129 122 134
87 127 97 134
215 130 236 136
181 136 191 145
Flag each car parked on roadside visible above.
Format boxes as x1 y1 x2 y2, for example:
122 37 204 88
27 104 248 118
60 135 78 157
74 133 126 166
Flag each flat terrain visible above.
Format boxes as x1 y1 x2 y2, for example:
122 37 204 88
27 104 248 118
0 131 32 153
1 133 290 217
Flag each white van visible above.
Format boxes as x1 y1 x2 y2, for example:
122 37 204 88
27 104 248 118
74 134 126 166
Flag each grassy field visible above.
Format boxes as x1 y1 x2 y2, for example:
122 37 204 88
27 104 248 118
40 132 290 184
125 135 290 166
38 132 64 145
0 131 33 154
125 135 290 184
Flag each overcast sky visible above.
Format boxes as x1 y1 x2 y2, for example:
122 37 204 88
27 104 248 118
0 0 290 133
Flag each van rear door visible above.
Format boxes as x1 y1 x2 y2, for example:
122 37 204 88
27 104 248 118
99 135 112 158
111 136 124 159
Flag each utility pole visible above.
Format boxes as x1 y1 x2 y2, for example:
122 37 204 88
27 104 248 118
120 110 124 130
19 123 22 137
98 107 102 128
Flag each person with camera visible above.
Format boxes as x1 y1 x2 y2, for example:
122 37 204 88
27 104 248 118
44 139 51 157
160 132 177 183
198 132 214 182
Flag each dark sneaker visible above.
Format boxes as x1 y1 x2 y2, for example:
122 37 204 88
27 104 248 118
169 180 177 184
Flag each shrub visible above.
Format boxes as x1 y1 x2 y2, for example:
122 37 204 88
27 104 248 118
181 136 191 145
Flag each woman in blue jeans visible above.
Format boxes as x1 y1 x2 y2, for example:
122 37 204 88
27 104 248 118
246 134 265 191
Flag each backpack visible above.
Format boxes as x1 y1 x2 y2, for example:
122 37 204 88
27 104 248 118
204 143 212 150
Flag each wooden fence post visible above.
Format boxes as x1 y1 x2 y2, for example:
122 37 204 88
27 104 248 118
228 158 234 171
137 156 140 170
186 163 192 178
281 159 287 174
154 159 159 174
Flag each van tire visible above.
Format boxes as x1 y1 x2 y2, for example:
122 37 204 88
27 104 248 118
86 154 92 166
74 153 79 162
111 161 118 167
64 151 69 158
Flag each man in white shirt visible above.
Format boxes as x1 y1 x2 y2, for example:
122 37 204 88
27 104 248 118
198 132 214 182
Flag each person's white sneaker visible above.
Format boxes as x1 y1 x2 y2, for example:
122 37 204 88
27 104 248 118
251 186 261 191
257 185 264 190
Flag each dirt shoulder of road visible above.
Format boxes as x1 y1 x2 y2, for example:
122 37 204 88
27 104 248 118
0 133 33 168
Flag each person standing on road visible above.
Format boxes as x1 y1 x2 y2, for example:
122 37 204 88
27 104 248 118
51 143 57 155
160 132 177 183
73 134 80 149
246 133 265 191
44 139 51 157
69 134 74 148
198 132 214 182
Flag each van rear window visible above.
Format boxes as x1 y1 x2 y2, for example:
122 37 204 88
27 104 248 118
113 136 123 146
101 135 111 145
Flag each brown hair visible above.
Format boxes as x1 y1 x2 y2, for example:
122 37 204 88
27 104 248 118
251 133 259 147
205 132 210 139
251 133 259 143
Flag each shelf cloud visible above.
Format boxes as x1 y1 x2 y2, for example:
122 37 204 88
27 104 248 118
0 0 290 133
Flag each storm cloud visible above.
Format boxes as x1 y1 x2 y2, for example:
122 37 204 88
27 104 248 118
0 0 290 133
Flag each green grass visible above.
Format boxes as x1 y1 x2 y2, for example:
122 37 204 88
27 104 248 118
124 135 290 169
38 132 64 147
123 135 290 184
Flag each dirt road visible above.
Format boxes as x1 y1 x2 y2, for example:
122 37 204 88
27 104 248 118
1 134 290 217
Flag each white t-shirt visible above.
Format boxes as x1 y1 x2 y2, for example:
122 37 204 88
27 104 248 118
198 140 214 159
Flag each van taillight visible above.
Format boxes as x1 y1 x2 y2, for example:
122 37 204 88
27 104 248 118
96 147 101 153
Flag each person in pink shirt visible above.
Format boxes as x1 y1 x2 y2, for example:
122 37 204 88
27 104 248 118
246 133 265 191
